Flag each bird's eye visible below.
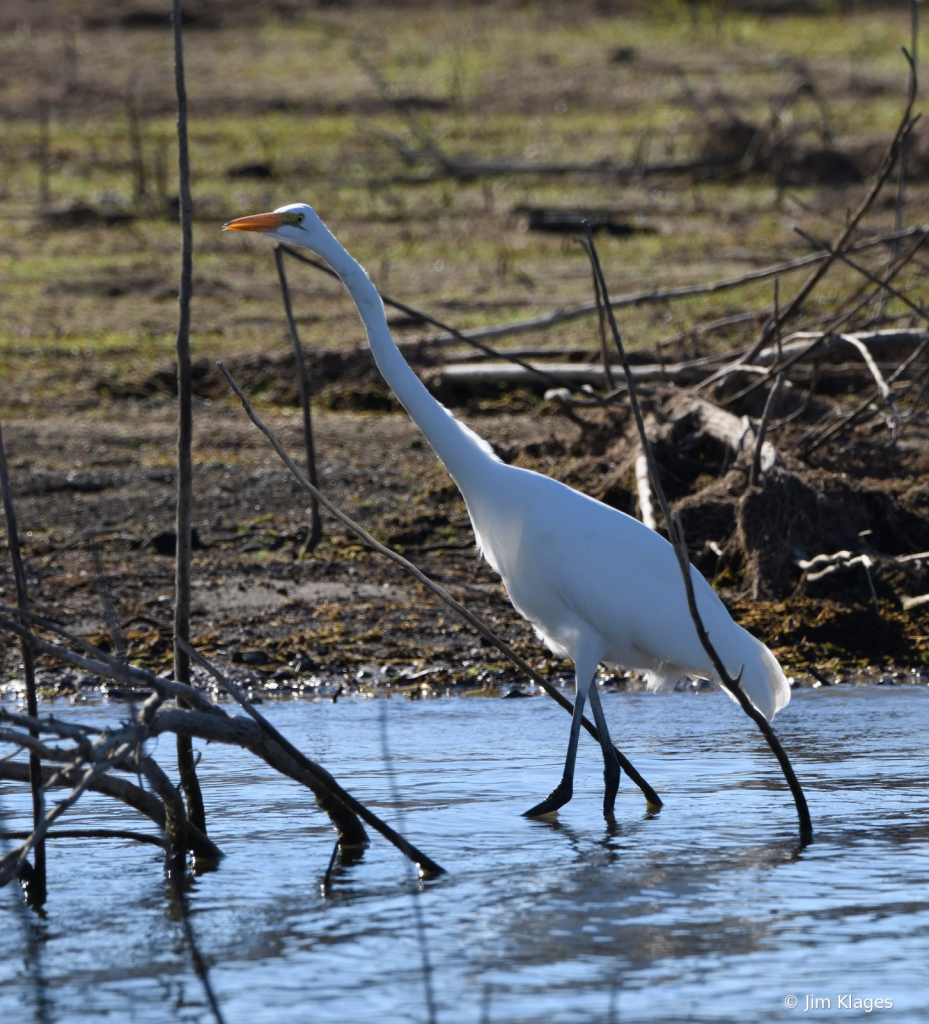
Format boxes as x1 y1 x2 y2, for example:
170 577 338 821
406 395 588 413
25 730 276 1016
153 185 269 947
295 214 304 224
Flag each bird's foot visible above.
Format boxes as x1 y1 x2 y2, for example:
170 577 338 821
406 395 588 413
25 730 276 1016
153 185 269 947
523 779 573 818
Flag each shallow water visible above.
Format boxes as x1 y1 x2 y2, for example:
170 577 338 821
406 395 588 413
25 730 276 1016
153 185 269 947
2 685 928 1023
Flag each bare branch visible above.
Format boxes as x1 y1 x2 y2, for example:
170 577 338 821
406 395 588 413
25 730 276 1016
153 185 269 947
274 244 322 554
750 374 785 487
171 0 206 840
582 225 812 847
177 638 442 877
0 760 220 860
0 419 46 903
286 227 922 351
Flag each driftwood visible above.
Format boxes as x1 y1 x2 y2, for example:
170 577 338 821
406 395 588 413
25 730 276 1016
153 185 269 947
666 394 779 476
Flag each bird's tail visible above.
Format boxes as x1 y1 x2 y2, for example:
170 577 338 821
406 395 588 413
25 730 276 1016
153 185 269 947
643 627 790 722
725 628 791 722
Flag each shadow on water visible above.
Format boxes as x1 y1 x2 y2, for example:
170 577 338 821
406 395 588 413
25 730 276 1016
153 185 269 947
1 686 928 1022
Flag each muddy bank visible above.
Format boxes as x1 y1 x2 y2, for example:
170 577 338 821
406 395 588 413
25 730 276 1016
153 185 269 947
2 400 929 708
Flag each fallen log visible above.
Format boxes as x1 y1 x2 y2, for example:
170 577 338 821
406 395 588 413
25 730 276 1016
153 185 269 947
665 394 778 475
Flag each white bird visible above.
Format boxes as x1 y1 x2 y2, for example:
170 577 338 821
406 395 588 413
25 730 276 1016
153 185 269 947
224 204 791 818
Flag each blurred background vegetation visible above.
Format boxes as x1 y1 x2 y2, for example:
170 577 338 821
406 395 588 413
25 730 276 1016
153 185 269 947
0 1 924 416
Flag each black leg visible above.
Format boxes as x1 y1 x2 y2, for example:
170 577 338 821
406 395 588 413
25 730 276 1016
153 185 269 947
588 683 621 817
524 686 587 817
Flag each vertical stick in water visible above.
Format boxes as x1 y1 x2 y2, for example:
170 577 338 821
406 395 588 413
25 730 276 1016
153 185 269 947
170 0 206 835
378 701 438 1024
0 420 46 905
581 225 812 847
274 245 322 554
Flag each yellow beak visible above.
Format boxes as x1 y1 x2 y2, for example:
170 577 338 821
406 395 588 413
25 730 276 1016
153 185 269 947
223 212 284 232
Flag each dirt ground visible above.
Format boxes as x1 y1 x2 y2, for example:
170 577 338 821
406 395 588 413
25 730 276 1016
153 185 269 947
3 398 929 705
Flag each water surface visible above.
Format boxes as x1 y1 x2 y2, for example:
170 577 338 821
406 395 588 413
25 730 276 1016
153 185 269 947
2 685 928 1022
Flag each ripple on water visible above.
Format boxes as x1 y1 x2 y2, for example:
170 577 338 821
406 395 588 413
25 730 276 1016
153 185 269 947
1 685 928 1022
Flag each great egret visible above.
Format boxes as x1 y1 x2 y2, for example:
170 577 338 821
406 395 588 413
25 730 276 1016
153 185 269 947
224 204 790 818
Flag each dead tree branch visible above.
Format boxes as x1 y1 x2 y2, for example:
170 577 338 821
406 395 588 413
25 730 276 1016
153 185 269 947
0 759 220 859
583 225 812 847
176 639 442 876
391 228 922 349
0 609 372 849
274 245 322 554
171 0 206 838
0 419 46 904
716 50 920 398
750 374 785 487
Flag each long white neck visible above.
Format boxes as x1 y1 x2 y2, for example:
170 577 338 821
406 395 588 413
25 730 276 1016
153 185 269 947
313 228 500 496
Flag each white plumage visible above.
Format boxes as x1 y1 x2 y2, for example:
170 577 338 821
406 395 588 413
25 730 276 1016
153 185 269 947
224 203 790 818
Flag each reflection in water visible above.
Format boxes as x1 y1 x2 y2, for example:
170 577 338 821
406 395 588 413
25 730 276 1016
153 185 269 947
0 685 928 1022
0 794 52 1024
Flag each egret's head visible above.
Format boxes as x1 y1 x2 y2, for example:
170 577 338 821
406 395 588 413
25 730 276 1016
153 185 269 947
223 202 327 251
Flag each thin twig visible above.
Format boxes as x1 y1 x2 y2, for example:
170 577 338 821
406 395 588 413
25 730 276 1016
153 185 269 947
273 245 322 554
794 226 929 323
216 362 663 809
894 3 919 247
773 277 782 363
724 232 929 404
750 374 785 487
582 226 812 847
710 52 920 394
0 420 46 904
0 829 165 848
171 0 206 838
38 100 50 210
585 234 615 391
86 530 127 658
